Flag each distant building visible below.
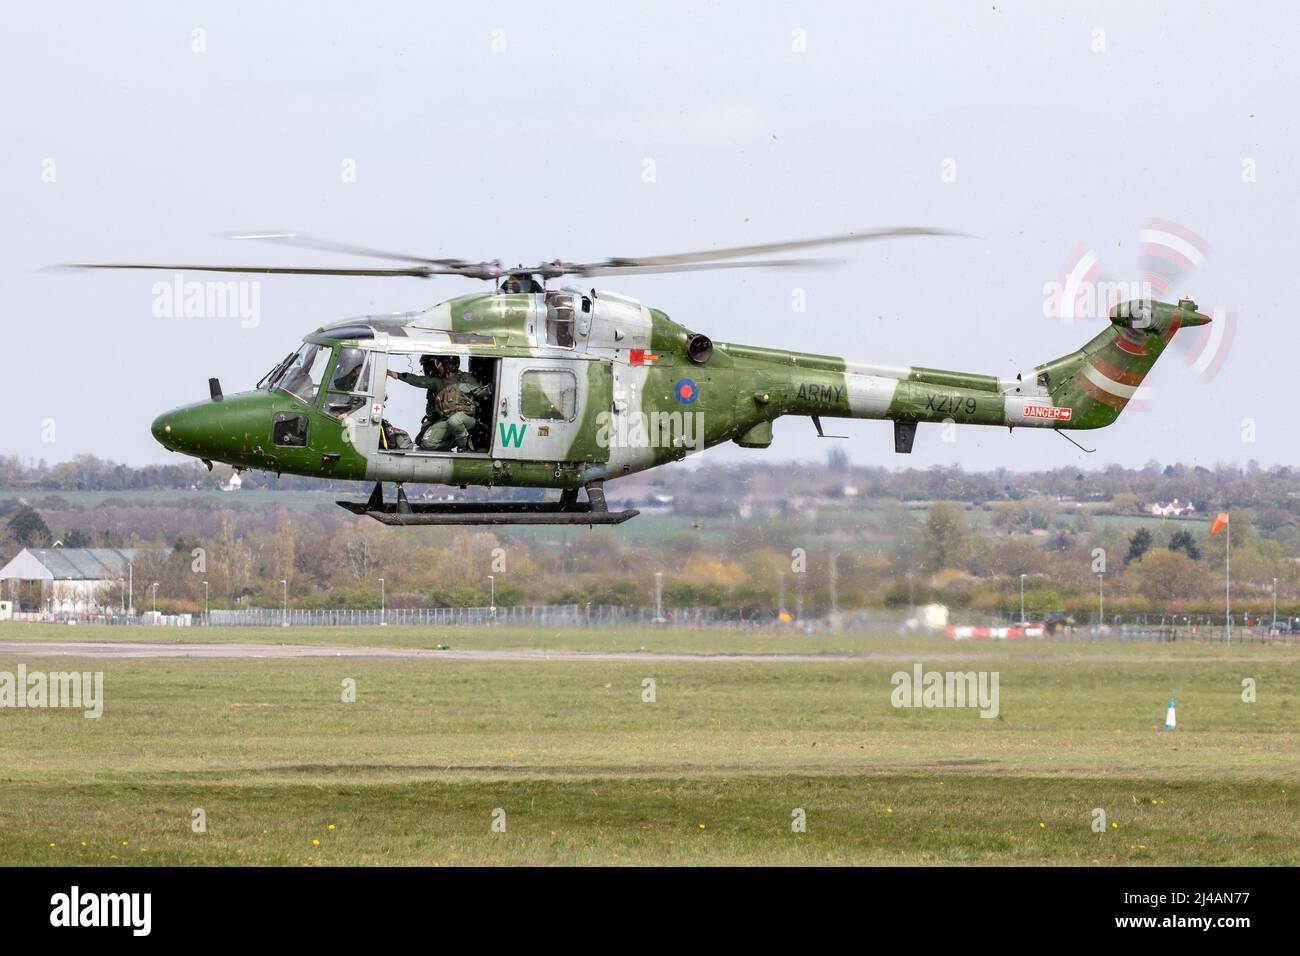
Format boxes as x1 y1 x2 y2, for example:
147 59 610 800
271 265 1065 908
1150 499 1196 517
220 472 242 492
906 603 950 633
0 547 158 614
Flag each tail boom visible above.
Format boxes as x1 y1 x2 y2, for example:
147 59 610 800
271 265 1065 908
738 297 1209 448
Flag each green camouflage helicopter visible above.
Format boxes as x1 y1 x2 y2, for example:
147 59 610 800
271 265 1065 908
73 229 1210 525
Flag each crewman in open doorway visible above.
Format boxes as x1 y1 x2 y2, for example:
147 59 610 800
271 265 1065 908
388 355 490 452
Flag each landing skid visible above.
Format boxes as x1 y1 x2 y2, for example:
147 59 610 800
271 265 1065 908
336 482 639 526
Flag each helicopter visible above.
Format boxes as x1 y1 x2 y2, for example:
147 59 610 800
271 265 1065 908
69 229 1211 525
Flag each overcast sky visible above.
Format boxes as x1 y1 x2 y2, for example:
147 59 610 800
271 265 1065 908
3 1 1296 473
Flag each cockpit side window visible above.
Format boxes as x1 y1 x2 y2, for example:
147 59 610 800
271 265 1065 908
330 347 370 394
275 343 333 405
324 348 371 419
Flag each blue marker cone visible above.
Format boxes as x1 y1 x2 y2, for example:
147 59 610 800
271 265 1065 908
1164 696 1176 730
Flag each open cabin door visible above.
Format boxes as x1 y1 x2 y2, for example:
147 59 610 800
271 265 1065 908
494 357 612 464
323 345 382 458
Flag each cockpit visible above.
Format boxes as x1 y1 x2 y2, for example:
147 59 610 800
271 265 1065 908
258 340 374 407
258 343 331 404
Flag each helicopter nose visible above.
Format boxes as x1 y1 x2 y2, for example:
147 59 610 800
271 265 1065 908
150 412 175 449
151 391 270 460
151 406 204 452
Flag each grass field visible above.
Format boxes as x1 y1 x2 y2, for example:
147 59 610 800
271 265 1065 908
0 622 1297 865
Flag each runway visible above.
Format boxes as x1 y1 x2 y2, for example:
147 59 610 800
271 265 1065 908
0 640 1288 664
0 640 868 663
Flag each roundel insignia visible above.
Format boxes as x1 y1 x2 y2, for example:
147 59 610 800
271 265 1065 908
674 379 699 404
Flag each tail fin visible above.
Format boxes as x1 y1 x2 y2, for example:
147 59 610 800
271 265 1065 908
1035 299 1210 428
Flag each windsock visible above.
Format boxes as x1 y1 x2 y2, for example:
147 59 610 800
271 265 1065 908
1164 696 1176 730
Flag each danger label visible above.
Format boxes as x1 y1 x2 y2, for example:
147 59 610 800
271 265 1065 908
1023 404 1073 421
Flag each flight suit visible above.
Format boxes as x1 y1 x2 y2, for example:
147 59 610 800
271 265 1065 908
393 370 489 451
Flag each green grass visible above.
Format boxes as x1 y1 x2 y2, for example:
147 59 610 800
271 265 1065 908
8 774 1294 866
0 631 1296 865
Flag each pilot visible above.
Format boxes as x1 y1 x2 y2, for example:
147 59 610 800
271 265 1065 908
332 351 365 392
388 355 489 452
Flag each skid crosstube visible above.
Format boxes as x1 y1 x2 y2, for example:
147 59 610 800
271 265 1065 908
335 482 638 526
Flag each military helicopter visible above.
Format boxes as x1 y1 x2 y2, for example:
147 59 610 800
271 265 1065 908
69 229 1210 525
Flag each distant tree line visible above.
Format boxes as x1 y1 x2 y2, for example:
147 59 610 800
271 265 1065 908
2 454 1298 620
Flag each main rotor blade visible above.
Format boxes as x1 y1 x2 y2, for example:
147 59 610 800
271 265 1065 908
222 232 477 269
63 226 962 285
63 262 458 278
598 226 962 269
567 257 846 278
